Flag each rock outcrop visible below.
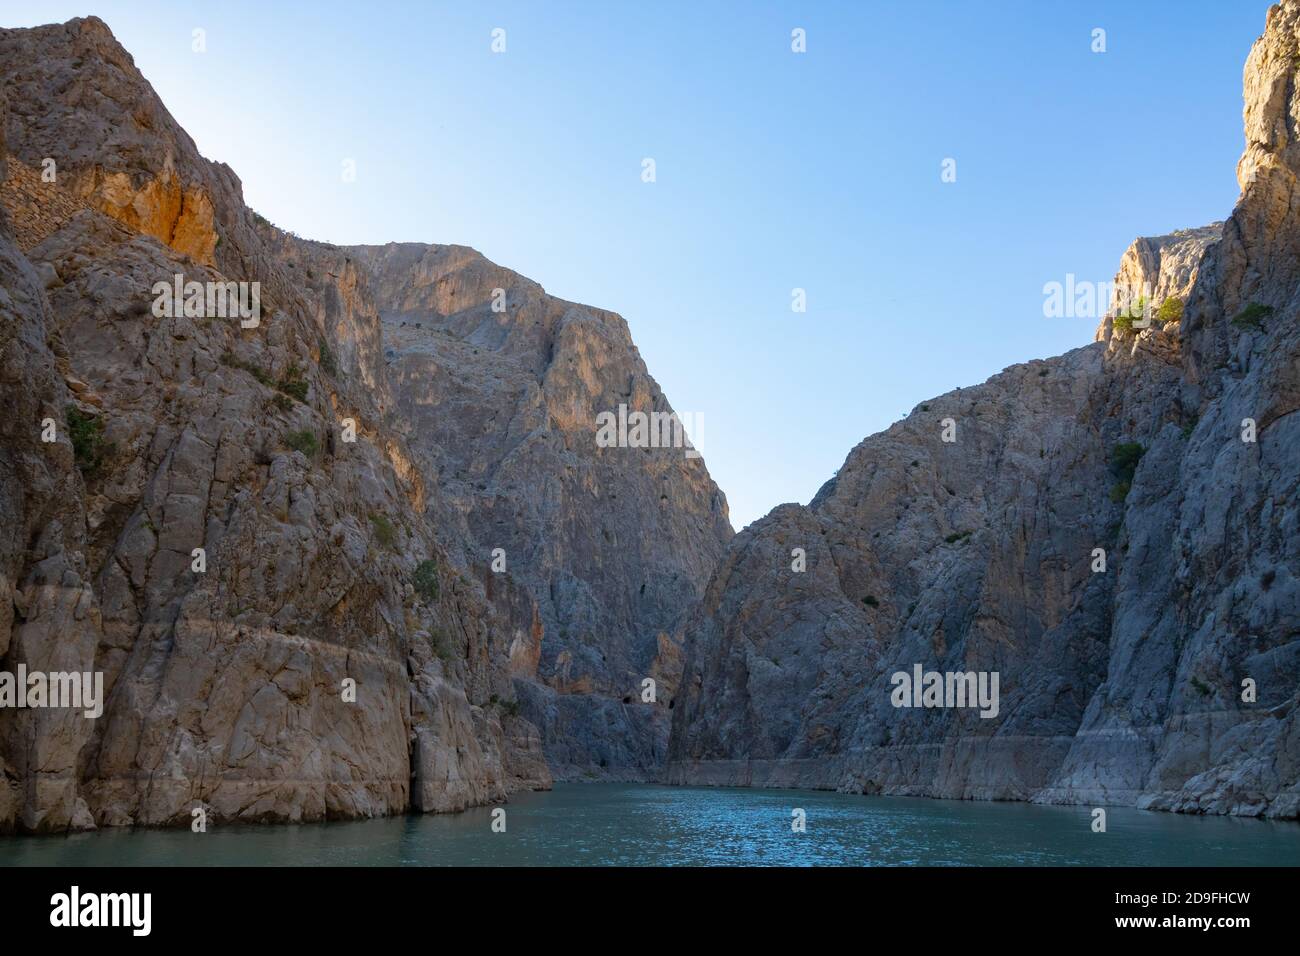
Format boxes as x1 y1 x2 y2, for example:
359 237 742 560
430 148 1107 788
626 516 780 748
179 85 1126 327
1094 224 1221 342
667 1 1300 819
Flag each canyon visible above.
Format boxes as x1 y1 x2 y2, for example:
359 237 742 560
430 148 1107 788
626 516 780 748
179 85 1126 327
2 3 1299 835
0 14 728 831
667 3 1300 818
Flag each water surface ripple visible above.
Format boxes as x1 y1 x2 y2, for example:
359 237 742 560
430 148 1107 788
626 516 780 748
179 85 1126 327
2 784 1297 866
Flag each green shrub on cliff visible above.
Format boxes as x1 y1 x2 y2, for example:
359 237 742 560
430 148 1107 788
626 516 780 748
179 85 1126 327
1231 302 1273 331
1111 442 1145 481
413 559 440 603
1112 296 1150 335
319 340 338 377
276 364 309 402
1109 442 1146 503
66 405 108 476
285 429 319 457
430 628 453 661
1156 297 1184 325
370 513 397 550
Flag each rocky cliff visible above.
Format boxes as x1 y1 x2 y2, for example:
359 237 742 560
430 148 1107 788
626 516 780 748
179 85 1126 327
667 1 1300 818
0 15 726 831
0 17 554 833
345 242 732 779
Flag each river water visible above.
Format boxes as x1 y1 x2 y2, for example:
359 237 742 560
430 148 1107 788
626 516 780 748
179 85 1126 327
2 783 1297 866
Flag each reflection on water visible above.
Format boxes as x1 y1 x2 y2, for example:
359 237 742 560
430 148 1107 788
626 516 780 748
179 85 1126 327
2 784 1298 867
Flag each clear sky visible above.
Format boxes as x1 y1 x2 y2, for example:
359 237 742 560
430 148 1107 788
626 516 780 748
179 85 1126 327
1 0 1267 528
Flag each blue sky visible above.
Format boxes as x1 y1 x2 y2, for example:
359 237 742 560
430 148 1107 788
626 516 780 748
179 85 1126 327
2 1 1267 528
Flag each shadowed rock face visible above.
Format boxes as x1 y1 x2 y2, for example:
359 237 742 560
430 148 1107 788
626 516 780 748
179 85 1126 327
0 14 730 830
0 17 558 832
668 2 1300 819
345 242 734 779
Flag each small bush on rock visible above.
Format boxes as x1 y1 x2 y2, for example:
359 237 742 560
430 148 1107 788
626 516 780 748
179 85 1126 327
1109 442 1145 503
277 364 309 402
413 559 440 602
66 405 108 475
285 429 319 457
1231 302 1273 331
1156 297 1184 325
370 513 397 550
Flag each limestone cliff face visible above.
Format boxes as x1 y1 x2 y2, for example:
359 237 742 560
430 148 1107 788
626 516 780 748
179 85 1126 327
0 13 728 831
345 242 734 779
1094 224 1221 342
668 2 1300 818
0 17 553 832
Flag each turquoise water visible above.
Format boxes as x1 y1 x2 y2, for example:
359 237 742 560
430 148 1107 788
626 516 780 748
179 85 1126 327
2 784 1298 866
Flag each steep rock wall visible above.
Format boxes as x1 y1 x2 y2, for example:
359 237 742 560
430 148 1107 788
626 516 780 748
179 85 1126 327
668 1 1300 819
347 241 734 779
0 17 550 832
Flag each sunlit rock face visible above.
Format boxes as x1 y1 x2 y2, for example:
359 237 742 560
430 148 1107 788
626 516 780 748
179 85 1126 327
668 2 1300 819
